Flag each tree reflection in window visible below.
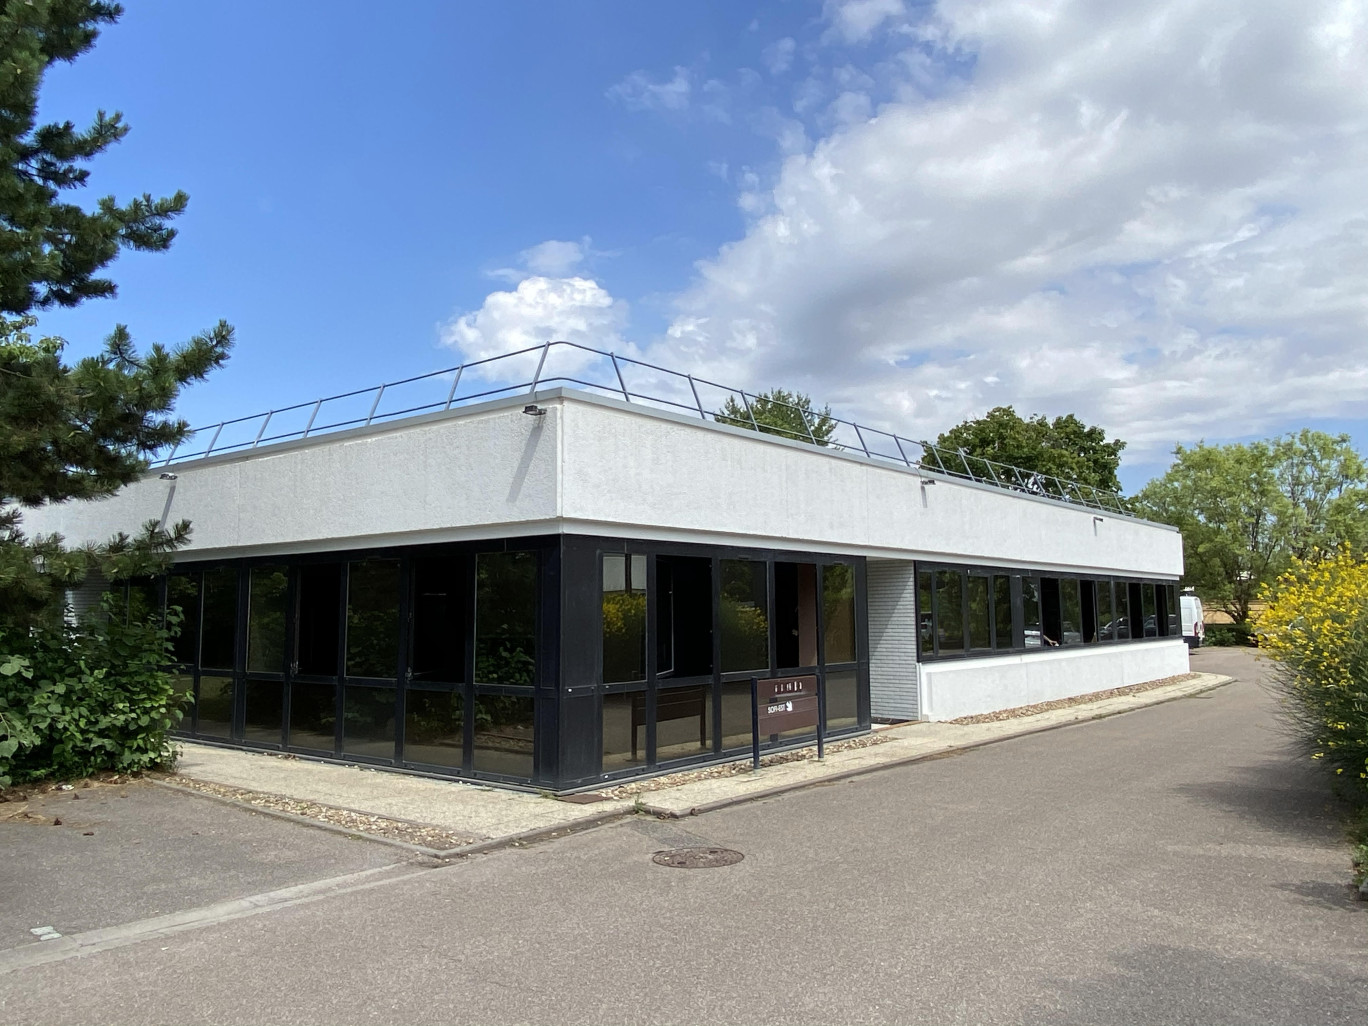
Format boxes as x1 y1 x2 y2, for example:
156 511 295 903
347 560 400 679
720 559 769 672
475 552 537 686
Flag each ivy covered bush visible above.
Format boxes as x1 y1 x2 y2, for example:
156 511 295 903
0 599 187 787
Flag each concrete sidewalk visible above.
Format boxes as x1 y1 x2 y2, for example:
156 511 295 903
170 671 1232 854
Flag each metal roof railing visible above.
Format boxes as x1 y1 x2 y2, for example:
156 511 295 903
158 340 1130 515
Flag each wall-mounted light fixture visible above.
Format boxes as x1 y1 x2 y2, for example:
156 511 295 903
159 472 178 481
918 478 937 486
523 404 546 417
1093 515 1104 524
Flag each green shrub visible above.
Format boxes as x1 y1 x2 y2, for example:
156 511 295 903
1204 622 1257 647
0 598 187 787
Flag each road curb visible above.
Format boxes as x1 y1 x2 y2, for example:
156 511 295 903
641 674 1236 819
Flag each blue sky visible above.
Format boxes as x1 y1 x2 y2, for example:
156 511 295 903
30 1 1368 493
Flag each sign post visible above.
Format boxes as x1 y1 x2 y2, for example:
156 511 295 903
751 674 821 771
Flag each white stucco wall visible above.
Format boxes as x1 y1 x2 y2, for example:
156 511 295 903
917 639 1191 721
19 400 562 560
557 395 1182 577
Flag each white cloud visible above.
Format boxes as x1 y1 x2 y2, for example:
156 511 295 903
763 37 797 75
608 66 692 112
822 0 907 44
519 239 587 277
648 0 1368 465
441 276 628 379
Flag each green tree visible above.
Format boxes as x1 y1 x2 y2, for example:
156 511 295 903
1132 431 1368 624
0 2 233 629
716 388 838 446
924 406 1125 494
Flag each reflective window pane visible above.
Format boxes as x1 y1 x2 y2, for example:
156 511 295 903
404 689 464 769
1023 577 1043 647
602 690 649 770
1115 584 1133 640
720 559 769 673
1142 583 1158 636
655 684 712 763
475 552 537 686
825 669 859 730
169 673 194 732
289 682 336 751
200 568 238 671
1128 583 1144 638
243 680 283 744
656 556 713 679
347 560 400 679
1060 579 1082 645
472 695 534 778
1168 584 1180 636
126 578 161 624
967 576 991 650
1080 580 1098 644
602 554 646 683
411 558 466 684
247 566 288 673
296 564 341 676
1098 580 1116 640
822 563 857 664
918 571 935 653
167 575 200 665
993 575 1014 650
343 686 395 760
196 675 234 738
935 571 964 654
775 562 818 669
720 681 754 752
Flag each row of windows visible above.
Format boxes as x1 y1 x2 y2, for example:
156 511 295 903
916 565 1180 660
600 554 857 683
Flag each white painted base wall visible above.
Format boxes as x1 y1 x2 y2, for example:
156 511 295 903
917 640 1190 721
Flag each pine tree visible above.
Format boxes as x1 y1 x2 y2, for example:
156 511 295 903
0 2 232 629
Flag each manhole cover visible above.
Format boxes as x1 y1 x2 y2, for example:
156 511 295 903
652 847 744 869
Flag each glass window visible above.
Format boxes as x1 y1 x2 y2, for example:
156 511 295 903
126 577 161 625
243 680 282 744
1115 583 1132 640
347 560 400 679
471 694 534 778
475 552 537 686
967 575 992 650
656 556 713 678
720 681 755 751
720 559 769 673
404 689 464 769
602 553 646 683
1040 578 1062 647
655 683 712 762
343 686 395 760
825 669 859 730
1142 583 1158 636
1023 577 1043 647
1059 578 1082 645
296 563 341 676
200 568 238 671
170 673 194 732
167 574 200 665
1128 582 1145 638
602 690 648 770
993 575 1014 650
775 562 818 669
1080 580 1098 644
822 563 857 664
1167 584 1179 636
196 675 234 738
1097 580 1116 641
247 565 288 674
411 557 466 684
289 682 336 751
917 570 935 653
935 570 964 654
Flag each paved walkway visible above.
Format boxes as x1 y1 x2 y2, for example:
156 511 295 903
171 670 1231 853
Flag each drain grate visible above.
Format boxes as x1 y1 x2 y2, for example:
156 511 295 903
652 846 745 869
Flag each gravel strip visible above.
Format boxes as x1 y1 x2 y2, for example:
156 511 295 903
590 732 894 799
947 672 1203 725
162 775 482 851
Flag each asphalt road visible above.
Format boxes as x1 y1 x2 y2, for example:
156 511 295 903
2 647 1364 1025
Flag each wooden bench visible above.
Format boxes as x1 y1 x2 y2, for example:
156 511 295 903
630 687 708 760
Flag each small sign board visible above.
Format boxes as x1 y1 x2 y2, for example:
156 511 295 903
750 674 824 769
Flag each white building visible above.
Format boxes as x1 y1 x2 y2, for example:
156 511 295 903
25 345 1187 791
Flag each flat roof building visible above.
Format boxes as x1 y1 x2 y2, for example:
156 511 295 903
24 343 1188 792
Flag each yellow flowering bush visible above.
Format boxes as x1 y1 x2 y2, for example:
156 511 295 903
1257 547 1368 794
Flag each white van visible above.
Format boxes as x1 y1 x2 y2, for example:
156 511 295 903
1179 590 1205 649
